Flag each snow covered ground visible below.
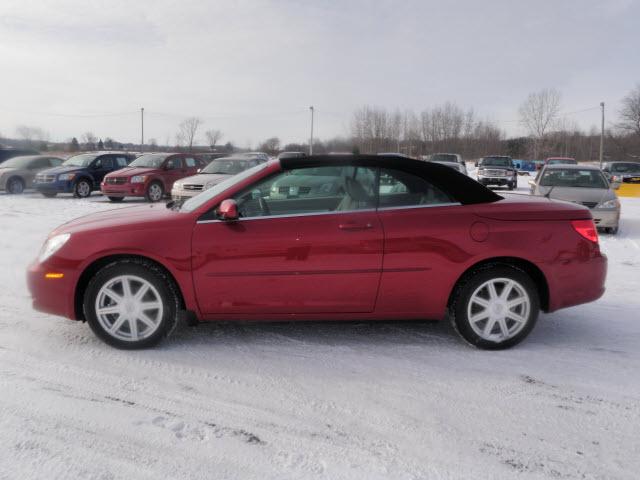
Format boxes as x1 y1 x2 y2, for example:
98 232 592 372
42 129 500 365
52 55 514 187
1 175 639 480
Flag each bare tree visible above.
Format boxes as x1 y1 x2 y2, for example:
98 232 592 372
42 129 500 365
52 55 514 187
204 129 223 149
618 84 640 138
16 125 47 147
259 137 280 155
176 117 202 151
518 88 562 158
81 131 98 150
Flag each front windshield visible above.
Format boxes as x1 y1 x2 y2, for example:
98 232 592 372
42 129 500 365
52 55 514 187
540 169 608 188
548 159 576 165
611 163 640 173
63 154 97 167
180 162 269 212
0 156 36 168
481 157 512 167
203 159 254 175
430 154 457 163
129 154 168 168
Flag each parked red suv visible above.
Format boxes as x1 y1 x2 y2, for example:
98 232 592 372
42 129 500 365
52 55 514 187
101 153 204 202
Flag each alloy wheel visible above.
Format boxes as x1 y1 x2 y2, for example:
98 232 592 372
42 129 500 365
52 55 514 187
94 275 164 342
148 184 163 202
466 277 531 342
76 180 91 197
8 178 24 194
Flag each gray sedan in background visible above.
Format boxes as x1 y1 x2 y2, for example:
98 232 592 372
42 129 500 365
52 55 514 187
529 164 620 234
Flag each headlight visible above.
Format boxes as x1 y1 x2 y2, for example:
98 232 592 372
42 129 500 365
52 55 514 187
597 199 619 209
39 233 71 262
131 175 146 183
58 173 76 181
204 181 217 190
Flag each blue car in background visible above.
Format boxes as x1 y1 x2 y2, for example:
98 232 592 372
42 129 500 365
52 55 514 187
34 152 135 198
512 159 542 175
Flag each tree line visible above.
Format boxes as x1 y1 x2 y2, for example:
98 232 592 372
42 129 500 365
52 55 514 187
3 85 640 161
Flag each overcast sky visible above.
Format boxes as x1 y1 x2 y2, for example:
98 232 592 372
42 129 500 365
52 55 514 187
1 0 639 147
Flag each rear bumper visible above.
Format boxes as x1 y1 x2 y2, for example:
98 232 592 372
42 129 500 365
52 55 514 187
547 251 607 312
27 260 77 320
101 182 146 197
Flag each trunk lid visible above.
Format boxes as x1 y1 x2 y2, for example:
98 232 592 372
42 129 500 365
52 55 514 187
473 194 592 221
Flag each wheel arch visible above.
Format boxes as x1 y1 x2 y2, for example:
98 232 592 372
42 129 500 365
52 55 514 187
74 254 187 320
447 256 550 312
6 175 25 190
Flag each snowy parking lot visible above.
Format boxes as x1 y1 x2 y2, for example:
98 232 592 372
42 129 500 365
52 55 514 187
1 175 639 480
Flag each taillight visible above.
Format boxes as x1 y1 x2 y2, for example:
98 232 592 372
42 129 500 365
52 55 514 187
571 219 598 243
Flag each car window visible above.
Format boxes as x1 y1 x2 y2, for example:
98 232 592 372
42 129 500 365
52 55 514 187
185 157 197 167
378 169 454 208
30 158 52 169
166 157 182 170
232 165 377 218
115 156 129 167
95 157 113 169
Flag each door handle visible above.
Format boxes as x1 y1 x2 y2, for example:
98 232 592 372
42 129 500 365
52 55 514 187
338 222 373 231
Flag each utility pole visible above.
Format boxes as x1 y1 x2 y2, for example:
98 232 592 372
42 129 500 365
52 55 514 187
599 102 604 168
141 107 145 152
309 106 314 156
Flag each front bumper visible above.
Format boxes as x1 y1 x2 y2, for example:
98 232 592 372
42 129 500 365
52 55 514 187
171 188 200 202
27 260 77 320
477 175 515 186
34 180 74 194
591 208 620 229
101 182 146 198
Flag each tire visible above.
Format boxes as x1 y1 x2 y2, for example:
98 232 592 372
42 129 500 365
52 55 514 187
507 183 514 191
74 178 92 198
6 177 25 194
145 181 164 202
108 196 124 202
42 192 57 198
449 264 540 350
83 259 180 349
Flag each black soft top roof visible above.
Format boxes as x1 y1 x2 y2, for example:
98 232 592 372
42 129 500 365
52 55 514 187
279 154 501 205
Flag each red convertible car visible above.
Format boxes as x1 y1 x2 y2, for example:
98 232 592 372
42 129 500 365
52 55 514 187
28 155 606 350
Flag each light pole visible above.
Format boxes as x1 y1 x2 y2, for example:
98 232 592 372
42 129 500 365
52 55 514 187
141 107 145 153
599 102 604 168
309 106 314 155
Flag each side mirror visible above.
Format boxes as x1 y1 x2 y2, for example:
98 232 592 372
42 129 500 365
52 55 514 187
217 199 239 221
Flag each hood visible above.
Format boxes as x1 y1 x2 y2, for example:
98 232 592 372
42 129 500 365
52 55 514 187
38 165 85 176
52 204 187 235
175 173 231 186
473 194 592 221
104 166 158 178
538 186 613 205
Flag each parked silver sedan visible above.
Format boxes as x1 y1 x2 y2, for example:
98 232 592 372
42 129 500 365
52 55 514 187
529 164 620 234
171 157 260 202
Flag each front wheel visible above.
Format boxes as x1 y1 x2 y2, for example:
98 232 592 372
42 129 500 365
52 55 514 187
450 265 540 349
74 179 92 198
145 181 164 202
7 177 25 194
83 259 180 349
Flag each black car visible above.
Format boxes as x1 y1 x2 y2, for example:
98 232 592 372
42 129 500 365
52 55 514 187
476 155 518 190
33 152 135 198
0 147 40 165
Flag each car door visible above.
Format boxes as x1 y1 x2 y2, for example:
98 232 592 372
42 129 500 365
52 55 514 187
162 156 185 190
90 156 115 186
191 165 383 315
374 168 474 319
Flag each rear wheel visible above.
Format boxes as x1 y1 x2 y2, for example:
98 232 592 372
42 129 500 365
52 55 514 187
83 259 180 349
7 177 25 194
74 179 92 198
145 181 164 202
450 265 540 349
108 196 124 202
